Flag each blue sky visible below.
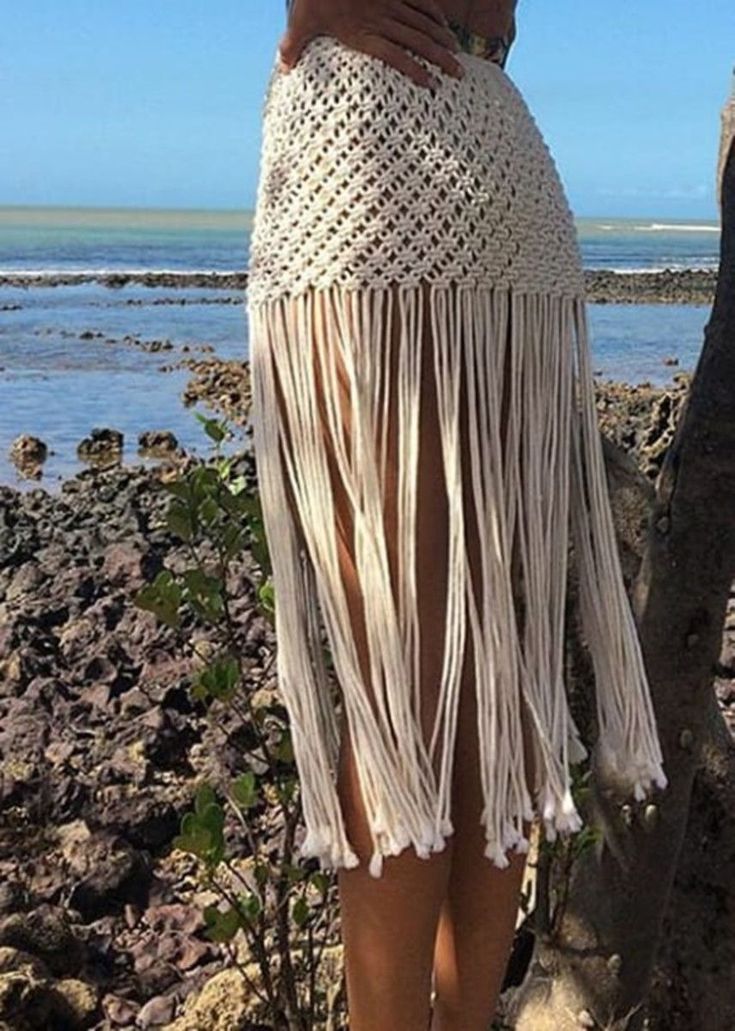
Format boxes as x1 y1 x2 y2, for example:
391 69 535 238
1 1 733 218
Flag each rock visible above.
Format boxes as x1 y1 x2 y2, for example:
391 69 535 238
65 832 151 920
9 435 47 468
138 431 179 455
103 993 140 1026
85 785 182 850
0 968 76 1030
0 948 49 980
136 993 176 1027
0 906 85 977
167 967 266 1031
77 428 124 464
0 882 27 918
6 563 45 603
0 455 314 1023
54 977 99 1026
584 268 716 305
102 541 156 588
0 947 99 1029
180 358 252 424
130 934 181 995
142 902 204 937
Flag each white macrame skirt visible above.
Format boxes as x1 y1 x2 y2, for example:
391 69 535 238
246 35 667 878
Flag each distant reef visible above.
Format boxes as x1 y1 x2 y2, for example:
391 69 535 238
0 267 719 304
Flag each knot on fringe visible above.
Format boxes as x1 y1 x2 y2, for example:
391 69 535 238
300 827 360 871
592 739 669 801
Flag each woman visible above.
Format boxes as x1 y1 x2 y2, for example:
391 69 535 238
246 2 668 1028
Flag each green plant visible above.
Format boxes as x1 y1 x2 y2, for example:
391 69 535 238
134 411 343 1031
532 762 603 942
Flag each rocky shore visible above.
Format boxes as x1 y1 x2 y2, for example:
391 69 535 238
0 446 295 1030
0 268 719 305
2 362 735 1030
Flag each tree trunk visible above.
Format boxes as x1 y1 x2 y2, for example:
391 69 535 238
507 122 735 1030
647 692 735 1030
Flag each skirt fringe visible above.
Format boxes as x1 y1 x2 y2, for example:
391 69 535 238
248 280 667 878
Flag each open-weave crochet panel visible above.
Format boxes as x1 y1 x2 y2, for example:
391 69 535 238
248 35 586 305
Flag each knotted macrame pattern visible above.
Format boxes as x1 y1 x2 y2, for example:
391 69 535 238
246 35 667 878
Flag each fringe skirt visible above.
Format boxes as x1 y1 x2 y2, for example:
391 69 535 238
246 35 667 878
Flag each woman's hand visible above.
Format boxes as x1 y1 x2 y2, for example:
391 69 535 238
277 0 465 88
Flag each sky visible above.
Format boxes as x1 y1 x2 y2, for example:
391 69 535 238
1 0 733 219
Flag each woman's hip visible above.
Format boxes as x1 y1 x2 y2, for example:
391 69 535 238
248 34 584 305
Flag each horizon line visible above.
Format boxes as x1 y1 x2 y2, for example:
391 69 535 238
0 202 721 223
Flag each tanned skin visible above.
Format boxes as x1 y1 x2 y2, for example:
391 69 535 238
279 1 518 87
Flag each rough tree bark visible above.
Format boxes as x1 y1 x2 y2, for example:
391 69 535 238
507 112 735 1029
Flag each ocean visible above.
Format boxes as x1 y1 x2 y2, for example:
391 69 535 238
0 206 721 488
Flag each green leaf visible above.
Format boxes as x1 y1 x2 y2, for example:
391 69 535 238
161 479 191 501
181 566 226 624
257 580 275 617
199 494 220 526
238 891 262 924
203 904 242 942
190 465 220 499
254 861 270 889
275 776 297 805
167 499 195 542
172 786 228 867
194 411 229 443
195 656 240 703
195 783 218 816
284 863 306 884
238 494 262 518
228 474 248 496
231 771 258 810
276 729 294 764
221 522 246 560
133 571 182 629
309 871 330 896
292 895 310 928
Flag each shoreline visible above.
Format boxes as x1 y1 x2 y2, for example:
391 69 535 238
0 267 719 304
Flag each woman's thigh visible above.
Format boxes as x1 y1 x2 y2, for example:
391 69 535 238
267 281 533 836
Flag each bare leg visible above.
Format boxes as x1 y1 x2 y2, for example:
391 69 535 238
312 284 455 1031
429 685 534 1031
430 318 535 1031
268 283 532 1029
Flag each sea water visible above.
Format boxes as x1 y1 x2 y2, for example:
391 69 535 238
0 207 720 487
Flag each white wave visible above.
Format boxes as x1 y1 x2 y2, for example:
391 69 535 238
633 222 720 233
0 267 244 277
594 263 717 273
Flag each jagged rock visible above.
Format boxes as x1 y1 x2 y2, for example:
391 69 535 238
0 906 85 977
65 831 152 920
9 436 47 467
167 967 265 1031
77 428 124 463
54 978 99 1027
136 993 176 1027
138 431 179 455
102 993 140 1026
